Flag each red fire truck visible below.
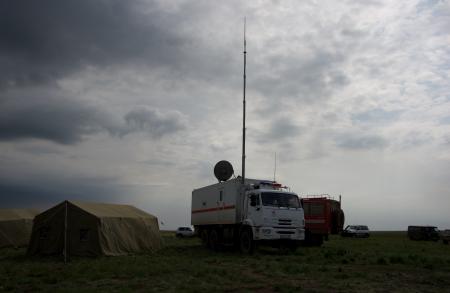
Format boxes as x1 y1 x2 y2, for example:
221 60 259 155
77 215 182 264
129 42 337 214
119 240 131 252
301 195 345 246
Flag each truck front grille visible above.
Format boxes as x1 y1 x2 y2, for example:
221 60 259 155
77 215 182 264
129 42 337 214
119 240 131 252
277 231 295 235
278 219 292 226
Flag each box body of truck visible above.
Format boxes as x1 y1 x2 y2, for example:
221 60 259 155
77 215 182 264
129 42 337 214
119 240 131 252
302 196 345 246
191 177 305 252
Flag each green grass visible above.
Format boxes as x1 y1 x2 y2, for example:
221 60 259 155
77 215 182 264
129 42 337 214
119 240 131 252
1 231 449 292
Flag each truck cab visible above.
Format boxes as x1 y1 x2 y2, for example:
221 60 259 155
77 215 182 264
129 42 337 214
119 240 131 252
244 183 304 243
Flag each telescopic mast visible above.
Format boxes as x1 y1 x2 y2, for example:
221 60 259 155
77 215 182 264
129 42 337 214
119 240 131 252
241 18 247 185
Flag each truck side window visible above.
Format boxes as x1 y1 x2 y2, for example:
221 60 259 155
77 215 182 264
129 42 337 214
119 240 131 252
250 194 259 206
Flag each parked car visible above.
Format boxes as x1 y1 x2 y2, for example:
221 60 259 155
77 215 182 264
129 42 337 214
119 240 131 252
176 227 194 238
440 229 450 244
407 226 440 241
341 225 370 238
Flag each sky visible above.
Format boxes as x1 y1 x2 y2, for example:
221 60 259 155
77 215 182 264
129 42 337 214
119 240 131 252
0 0 449 230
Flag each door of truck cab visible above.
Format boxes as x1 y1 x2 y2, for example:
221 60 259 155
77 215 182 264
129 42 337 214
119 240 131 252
245 192 262 226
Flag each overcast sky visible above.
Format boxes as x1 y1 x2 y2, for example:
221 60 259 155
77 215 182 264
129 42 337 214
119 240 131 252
1 0 449 230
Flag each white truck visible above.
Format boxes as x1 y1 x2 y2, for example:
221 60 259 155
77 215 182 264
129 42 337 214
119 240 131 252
191 177 305 253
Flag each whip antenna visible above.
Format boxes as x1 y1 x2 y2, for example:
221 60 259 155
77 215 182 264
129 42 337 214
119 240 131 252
242 17 247 185
273 152 277 182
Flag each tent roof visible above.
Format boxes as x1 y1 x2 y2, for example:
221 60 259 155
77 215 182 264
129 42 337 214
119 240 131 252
0 209 40 221
69 201 156 219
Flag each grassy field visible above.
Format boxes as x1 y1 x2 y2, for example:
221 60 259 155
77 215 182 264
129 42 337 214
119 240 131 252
1 232 449 292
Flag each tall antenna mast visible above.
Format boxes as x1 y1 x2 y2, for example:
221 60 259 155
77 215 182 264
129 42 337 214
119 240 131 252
273 152 277 182
241 18 247 185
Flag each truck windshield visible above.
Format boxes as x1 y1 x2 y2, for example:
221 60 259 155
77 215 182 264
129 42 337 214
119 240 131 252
261 192 300 208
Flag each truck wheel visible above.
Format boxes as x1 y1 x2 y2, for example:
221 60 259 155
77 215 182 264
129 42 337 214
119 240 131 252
201 230 210 248
209 229 220 251
315 235 324 246
239 228 254 254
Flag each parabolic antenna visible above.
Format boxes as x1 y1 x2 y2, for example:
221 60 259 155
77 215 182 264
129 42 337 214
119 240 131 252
214 160 234 182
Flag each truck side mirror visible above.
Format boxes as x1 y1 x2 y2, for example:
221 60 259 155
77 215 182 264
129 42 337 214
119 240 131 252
250 194 259 207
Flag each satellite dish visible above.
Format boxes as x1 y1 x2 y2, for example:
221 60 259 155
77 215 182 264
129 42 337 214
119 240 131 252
214 160 234 182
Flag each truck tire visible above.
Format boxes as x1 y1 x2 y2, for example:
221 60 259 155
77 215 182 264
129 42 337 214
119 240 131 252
314 235 324 246
239 227 254 254
201 230 210 248
209 229 220 251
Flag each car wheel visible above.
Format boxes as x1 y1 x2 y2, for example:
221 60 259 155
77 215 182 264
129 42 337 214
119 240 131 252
239 227 254 254
443 240 448 245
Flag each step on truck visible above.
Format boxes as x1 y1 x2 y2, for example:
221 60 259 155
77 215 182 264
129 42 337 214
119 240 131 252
191 177 305 253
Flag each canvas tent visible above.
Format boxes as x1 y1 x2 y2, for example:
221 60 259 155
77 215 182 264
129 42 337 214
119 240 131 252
0 208 39 248
28 200 162 257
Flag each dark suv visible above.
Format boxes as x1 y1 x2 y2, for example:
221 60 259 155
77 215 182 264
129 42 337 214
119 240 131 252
407 226 440 241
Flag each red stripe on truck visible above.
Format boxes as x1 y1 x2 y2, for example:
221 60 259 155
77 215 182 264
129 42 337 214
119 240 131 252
192 205 236 214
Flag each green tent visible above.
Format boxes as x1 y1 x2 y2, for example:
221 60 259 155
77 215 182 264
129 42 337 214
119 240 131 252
0 208 39 248
28 200 162 257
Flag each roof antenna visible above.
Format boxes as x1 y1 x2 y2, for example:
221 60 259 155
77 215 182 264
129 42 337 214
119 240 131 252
241 17 247 186
273 152 277 182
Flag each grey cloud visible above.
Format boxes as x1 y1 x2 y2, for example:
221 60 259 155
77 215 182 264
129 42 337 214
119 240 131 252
251 50 350 110
352 109 402 125
269 117 302 140
122 107 187 138
439 116 450 125
0 0 187 88
0 89 109 144
335 132 388 150
140 158 175 167
0 89 186 144
341 28 366 38
0 174 122 209
16 144 63 156
252 117 302 144
0 173 167 210
398 131 434 149
0 0 243 91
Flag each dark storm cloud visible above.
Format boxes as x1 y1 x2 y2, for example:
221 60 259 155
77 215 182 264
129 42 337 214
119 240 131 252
0 0 186 88
0 173 167 210
0 89 187 144
0 175 121 209
0 89 108 144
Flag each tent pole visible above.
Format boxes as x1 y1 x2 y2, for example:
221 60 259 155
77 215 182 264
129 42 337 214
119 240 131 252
64 201 67 263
